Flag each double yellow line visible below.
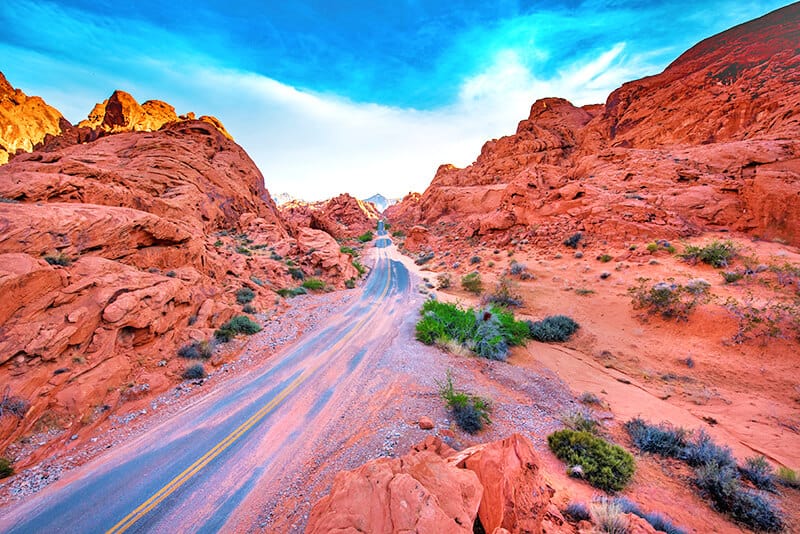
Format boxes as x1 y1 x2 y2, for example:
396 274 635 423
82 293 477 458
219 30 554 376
107 249 392 533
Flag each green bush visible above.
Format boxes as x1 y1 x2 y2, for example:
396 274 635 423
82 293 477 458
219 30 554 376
353 261 367 276
302 277 325 290
721 271 744 284
740 455 776 492
242 303 257 314
339 246 357 257
598 254 612 263
236 246 252 256
528 315 579 342
0 458 13 479
436 273 451 289
214 315 261 341
357 231 374 242
680 240 737 268
777 466 800 489
437 372 491 434
344 278 355 289
472 310 508 360
564 502 591 522
182 364 206 380
288 267 305 280
461 272 483 294
548 429 635 492
235 287 255 304
392 230 405 238
44 253 71 266
276 287 307 298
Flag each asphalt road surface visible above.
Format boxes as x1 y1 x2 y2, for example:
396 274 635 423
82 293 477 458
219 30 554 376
0 221 412 533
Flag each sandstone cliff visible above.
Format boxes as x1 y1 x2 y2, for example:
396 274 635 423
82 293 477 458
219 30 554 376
281 193 381 239
386 4 800 247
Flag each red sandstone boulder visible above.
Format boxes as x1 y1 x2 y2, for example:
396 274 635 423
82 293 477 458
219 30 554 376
306 437 482 534
281 193 380 239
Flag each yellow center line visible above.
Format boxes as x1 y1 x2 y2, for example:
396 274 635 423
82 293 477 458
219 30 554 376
106 247 393 533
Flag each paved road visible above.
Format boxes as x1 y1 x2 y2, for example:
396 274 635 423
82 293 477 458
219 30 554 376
0 222 411 533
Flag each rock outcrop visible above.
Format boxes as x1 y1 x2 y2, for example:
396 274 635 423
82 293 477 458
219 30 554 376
0 119 355 452
386 4 800 247
77 89 232 139
307 434 573 534
281 193 381 239
0 72 67 165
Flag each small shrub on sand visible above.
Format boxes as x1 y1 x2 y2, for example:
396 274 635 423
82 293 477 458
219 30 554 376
564 501 591 522
302 277 325 290
625 418 688 458
461 272 483 294
590 498 628 533
235 287 255 304
436 371 491 434
561 408 601 434
740 455 776 492
628 278 710 320
679 240 737 268
0 458 13 479
214 315 262 342
482 277 523 307
44 253 71 266
357 231 373 242
527 315 579 342
548 429 635 492
436 273 451 289
182 364 206 380
777 466 800 489
563 232 583 249
177 340 214 360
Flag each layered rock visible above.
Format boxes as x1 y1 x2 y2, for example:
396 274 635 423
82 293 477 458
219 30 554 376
0 72 67 165
281 193 381 239
0 120 354 451
386 4 800 247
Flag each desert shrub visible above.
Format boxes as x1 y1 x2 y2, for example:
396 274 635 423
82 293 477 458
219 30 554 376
182 364 206 380
214 315 261 341
777 466 800 489
242 303 257 314
640 511 687 534
472 309 508 361
563 232 583 249
561 408 600 434
527 315 579 342
344 278 355 289
695 461 783 531
0 388 30 419
236 246 252 256
598 254 613 263
352 260 367 276
391 230 405 238
357 231 374 242
482 277 523 307
436 273 451 289
740 455 776 492
416 300 476 345
44 253 71 266
288 267 305 280
415 251 435 265
680 240 737 268
235 287 255 304
437 372 491 434
491 307 531 346
564 501 591 522
276 287 307 298
681 429 735 468
468 255 481 265
548 429 635 492
339 246 357 256
302 277 325 290
646 242 659 253
579 392 601 405
213 239 223 247
721 271 744 284
461 272 483 294
509 261 527 276
624 418 688 458
591 498 629 534
628 278 710 320
723 297 799 343
177 340 214 360
0 458 13 479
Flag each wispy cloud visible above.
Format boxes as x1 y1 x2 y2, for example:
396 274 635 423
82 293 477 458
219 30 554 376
0 0 791 199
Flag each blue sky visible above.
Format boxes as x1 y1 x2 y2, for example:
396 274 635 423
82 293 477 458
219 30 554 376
0 1 790 200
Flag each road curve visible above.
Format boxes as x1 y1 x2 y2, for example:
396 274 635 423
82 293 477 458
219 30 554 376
0 222 413 533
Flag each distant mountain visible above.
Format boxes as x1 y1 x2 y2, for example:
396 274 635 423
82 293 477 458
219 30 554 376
363 193 398 213
273 192 297 205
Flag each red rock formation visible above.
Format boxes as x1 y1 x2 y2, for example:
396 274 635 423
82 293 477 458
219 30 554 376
77 89 232 139
0 71 67 164
307 436 482 533
0 120 356 451
308 434 575 534
281 193 380 239
387 4 800 247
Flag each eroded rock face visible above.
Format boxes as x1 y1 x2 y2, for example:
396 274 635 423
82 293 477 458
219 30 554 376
306 437 483 534
0 71 67 164
387 4 800 247
308 434 573 534
281 193 381 239
0 119 352 452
